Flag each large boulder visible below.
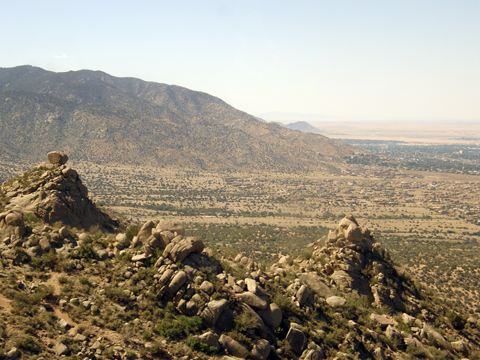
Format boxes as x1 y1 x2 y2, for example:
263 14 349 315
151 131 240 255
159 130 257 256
200 299 229 327
330 270 372 299
167 271 187 295
163 237 205 263
286 327 307 354
296 285 311 306
236 292 268 310
300 273 333 299
218 334 249 358
250 339 270 360
257 303 282 329
47 151 68 165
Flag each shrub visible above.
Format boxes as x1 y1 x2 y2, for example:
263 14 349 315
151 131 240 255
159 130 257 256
126 226 139 240
23 212 41 224
179 315 203 334
15 335 39 353
104 286 130 303
155 320 184 339
446 311 466 330
78 243 96 259
125 350 137 359
185 336 217 354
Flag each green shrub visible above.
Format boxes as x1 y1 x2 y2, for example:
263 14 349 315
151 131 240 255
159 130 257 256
155 320 184 339
446 311 466 330
15 335 39 353
125 350 137 359
104 286 130 303
179 315 203 333
78 243 96 259
32 250 58 270
185 336 217 354
126 226 139 240
23 212 41 224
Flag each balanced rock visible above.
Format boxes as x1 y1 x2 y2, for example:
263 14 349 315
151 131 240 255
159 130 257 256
47 151 68 165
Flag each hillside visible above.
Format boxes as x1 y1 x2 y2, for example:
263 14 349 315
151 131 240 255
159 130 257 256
0 155 478 360
0 66 356 171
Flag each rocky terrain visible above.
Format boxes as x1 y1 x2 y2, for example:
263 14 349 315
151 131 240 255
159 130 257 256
0 155 478 360
0 66 357 171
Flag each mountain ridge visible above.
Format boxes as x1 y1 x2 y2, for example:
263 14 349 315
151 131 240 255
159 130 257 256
0 65 358 170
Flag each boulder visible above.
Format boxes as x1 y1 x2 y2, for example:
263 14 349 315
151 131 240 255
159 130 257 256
286 327 307 354
54 342 69 356
38 237 51 252
163 237 205 263
372 347 386 360
345 223 362 242
245 278 267 296
300 272 333 299
200 299 229 327
451 340 470 355
237 291 268 310
330 270 372 299
218 334 249 358
199 281 215 295
326 296 346 308
167 271 187 295
5 212 24 227
258 303 282 329
423 323 449 349
296 285 311 306
198 332 220 350
47 151 68 165
116 233 130 247
250 339 270 360
137 220 155 243
369 313 397 329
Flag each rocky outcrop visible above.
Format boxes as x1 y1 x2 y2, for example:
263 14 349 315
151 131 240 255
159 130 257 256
0 153 117 231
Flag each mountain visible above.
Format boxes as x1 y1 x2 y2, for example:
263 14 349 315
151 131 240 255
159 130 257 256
0 159 477 359
0 65 357 171
283 121 323 134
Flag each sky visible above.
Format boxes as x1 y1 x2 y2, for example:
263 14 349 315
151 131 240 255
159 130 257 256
1 0 479 123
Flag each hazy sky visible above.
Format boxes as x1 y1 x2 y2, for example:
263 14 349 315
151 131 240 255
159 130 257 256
1 1 479 123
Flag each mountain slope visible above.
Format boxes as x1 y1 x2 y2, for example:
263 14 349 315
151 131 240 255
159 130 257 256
0 66 357 170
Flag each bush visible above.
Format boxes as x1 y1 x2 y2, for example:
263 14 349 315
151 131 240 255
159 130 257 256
155 320 184 339
126 226 139 240
32 250 58 270
185 336 217 354
446 311 466 330
104 286 131 303
179 315 203 333
23 212 41 224
15 335 39 353
78 243 96 259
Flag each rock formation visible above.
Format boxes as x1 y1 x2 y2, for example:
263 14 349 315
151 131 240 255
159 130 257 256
0 152 118 233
